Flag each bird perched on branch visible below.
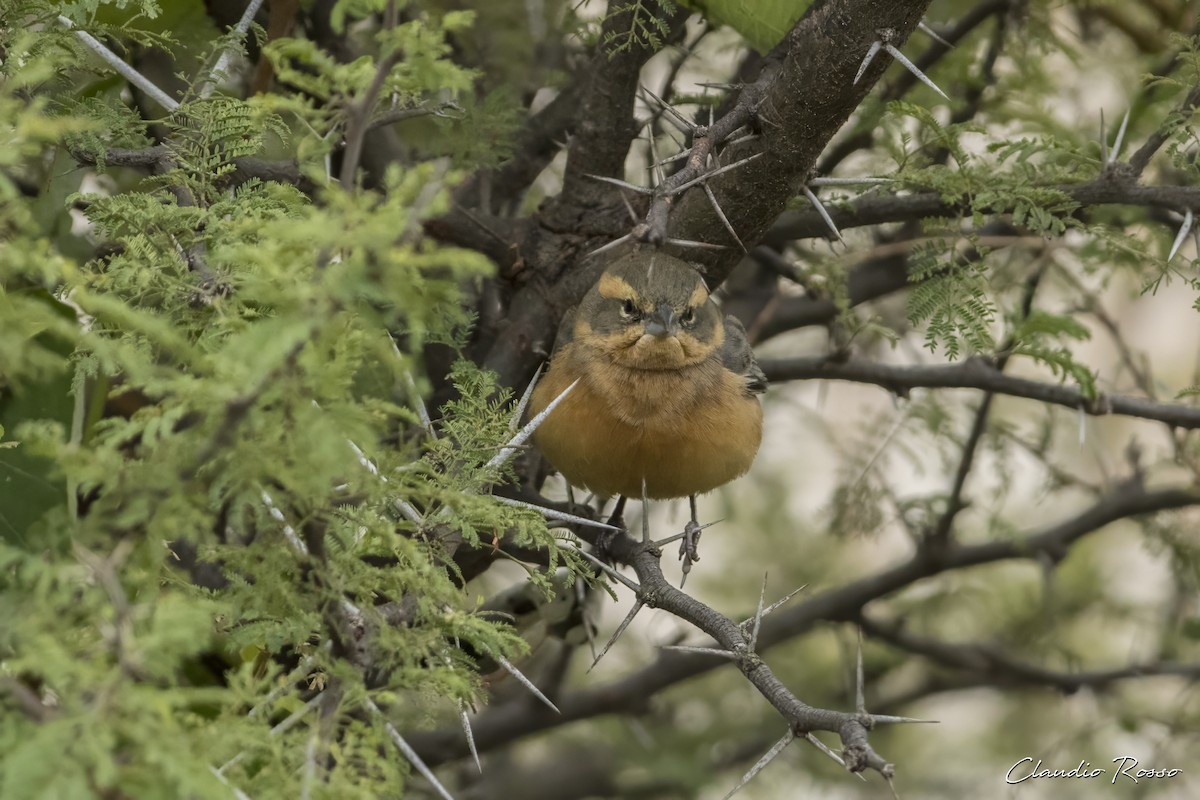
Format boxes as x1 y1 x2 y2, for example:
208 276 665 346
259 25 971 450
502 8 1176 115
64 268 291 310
529 251 766 578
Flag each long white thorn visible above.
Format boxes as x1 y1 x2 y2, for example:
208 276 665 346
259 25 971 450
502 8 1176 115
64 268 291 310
869 714 940 725
495 654 560 713
584 173 653 194
589 601 643 671
261 490 308 555
802 185 843 242
347 438 381 477
619 188 640 222
918 21 953 48
389 334 436 439
659 644 739 660
740 584 807 629
485 378 579 471
247 656 315 718
510 364 544 432
200 0 265 98
654 148 693 167
803 732 856 773
1168 209 1194 263
588 233 634 259
493 495 623 532
664 238 728 251
654 518 722 549
300 730 319 800
208 766 253 800
761 584 807 617
404 372 436 439
721 730 796 800
1100 109 1108 166
1111 107 1132 164
394 497 424 525
854 41 883 84
365 697 456 800
459 705 483 773
883 43 949 100
724 130 758 148
568 545 641 592
705 183 747 252
59 16 179 111
220 693 324 774
749 573 769 652
639 85 695 132
670 152 763 195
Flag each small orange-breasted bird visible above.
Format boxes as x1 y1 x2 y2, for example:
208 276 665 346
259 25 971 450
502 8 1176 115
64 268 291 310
529 251 766 572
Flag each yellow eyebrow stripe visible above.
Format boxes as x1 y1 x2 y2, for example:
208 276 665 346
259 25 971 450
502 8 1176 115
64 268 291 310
687 282 709 308
598 273 638 300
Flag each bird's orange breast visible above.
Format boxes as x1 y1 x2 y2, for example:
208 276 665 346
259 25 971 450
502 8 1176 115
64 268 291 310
529 345 763 499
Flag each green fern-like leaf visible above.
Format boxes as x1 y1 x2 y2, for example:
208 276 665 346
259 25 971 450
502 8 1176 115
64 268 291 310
603 0 677 55
907 241 997 360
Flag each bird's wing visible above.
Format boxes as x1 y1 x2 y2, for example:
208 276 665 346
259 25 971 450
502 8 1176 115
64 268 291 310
721 315 767 395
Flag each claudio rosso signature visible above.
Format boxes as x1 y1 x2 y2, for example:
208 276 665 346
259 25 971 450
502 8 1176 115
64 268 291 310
1006 756 1183 785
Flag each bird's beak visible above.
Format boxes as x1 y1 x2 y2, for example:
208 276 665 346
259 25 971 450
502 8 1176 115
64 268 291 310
642 304 679 338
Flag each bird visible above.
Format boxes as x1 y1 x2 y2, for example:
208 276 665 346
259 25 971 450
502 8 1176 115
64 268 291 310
528 250 766 578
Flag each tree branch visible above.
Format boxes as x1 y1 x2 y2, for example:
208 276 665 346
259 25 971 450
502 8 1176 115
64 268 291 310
860 614 1200 694
769 177 1200 242
760 355 1200 428
1128 81 1200 176
663 0 936 287
817 0 1008 174
339 1 401 188
407 478 1200 765
558 3 691 204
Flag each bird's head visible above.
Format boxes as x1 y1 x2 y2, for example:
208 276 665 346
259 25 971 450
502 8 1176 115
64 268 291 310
574 252 724 371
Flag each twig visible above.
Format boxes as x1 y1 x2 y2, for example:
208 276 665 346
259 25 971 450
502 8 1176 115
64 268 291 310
720 730 795 799
199 0 265 98
339 0 402 187
760 356 1200 429
58 16 179 112
366 697 456 800
1129 82 1200 175
485 378 579 471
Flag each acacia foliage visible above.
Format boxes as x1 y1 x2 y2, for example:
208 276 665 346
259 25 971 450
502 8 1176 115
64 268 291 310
1 2 581 797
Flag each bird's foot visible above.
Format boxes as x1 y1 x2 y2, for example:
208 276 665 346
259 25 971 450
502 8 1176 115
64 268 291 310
595 497 627 560
678 519 703 586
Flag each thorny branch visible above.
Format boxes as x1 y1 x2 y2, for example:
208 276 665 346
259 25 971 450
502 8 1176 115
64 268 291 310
407 479 1200 765
817 0 1009 174
604 533 901 778
339 0 400 187
859 615 1200 695
769 177 1200 242
759 355 1200 429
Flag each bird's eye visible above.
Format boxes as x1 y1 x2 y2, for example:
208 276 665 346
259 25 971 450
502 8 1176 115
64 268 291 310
620 298 637 319
681 308 696 326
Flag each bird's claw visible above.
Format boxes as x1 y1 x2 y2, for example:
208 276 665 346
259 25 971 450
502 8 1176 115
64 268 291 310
595 498 627 561
678 519 703 585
